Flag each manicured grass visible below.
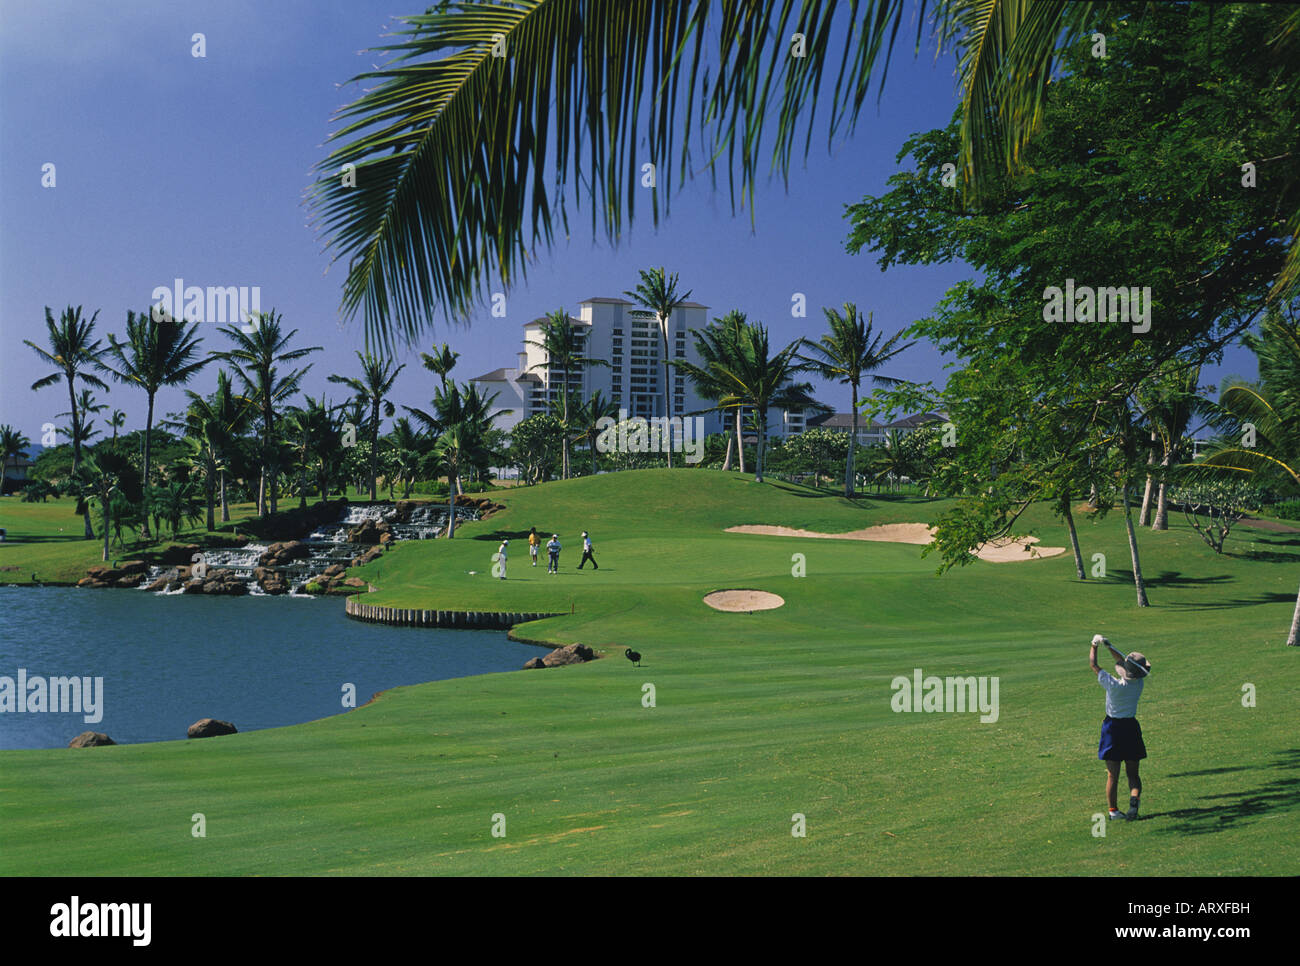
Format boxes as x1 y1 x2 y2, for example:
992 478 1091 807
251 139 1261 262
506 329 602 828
1 470 1297 875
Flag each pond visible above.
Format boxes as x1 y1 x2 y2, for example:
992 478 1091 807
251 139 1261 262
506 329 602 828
0 586 541 749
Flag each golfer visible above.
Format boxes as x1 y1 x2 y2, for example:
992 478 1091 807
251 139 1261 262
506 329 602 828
546 534 561 574
528 526 540 567
578 530 598 570
1089 635 1152 821
495 539 509 580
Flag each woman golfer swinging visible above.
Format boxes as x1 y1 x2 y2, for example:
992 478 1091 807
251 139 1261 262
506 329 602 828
1089 635 1152 821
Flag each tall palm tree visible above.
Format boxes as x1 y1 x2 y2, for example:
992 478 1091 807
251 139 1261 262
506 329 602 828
328 352 407 500
103 309 209 539
1 425 31 495
708 321 812 483
407 381 501 537
24 305 110 537
308 3 1300 346
571 390 619 476
56 389 107 455
526 310 608 479
108 409 127 447
213 311 322 515
284 396 343 509
1196 305 1300 645
799 304 914 497
625 268 692 468
183 370 253 524
384 416 430 499
421 342 460 391
675 310 751 473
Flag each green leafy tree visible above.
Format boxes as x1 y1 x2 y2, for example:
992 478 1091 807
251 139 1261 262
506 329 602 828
507 413 562 485
1 425 31 495
625 268 693 468
104 309 209 539
24 305 110 538
213 311 322 515
328 351 407 500
526 310 608 479
800 303 914 496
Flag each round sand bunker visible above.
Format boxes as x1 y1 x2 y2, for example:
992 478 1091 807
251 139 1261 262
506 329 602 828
704 589 785 612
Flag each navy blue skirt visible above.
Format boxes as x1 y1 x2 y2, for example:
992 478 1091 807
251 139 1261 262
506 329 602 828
1098 716 1147 761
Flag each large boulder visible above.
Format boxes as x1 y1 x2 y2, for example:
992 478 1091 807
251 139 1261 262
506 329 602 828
541 643 596 667
259 541 312 567
522 657 547 669
114 573 146 588
253 567 289 595
118 560 149 575
68 731 115 748
159 543 202 565
187 718 237 739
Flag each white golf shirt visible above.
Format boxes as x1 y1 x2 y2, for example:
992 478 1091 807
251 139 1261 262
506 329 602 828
1097 670 1143 718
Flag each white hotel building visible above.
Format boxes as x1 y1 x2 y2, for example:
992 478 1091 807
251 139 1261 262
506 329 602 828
471 296 810 439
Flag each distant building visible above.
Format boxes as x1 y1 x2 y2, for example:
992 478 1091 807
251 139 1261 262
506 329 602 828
2 453 35 494
471 296 811 438
805 411 948 446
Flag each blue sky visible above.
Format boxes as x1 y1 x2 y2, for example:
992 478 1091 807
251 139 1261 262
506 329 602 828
0 0 1253 446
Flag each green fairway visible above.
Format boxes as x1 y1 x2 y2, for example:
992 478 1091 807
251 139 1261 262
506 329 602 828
2 469 1297 875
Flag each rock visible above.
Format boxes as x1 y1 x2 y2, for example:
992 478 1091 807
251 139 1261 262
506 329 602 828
254 567 289 595
379 532 394 545
77 577 96 587
143 574 172 593
115 573 145 588
258 540 313 567
160 543 201 565
187 718 237 739
541 643 595 667
322 564 345 578
522 657 547 669
68 731 115 747
118 560 148 575
343 577 366 587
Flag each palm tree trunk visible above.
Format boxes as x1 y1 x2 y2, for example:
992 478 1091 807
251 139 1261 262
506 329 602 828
446 465 457 538
206 471 216 532
220 471 229 523
721 429 733 471
1138 432 1157 525
755 407 767 483
1062 490 1086 580
735 409 746 474
846 385 859 498
1121 481 1150 607
561 365 570 480
141 394 156 539
68 376 95 540
660 316 673 469
1152 452 1172 530
370 403 380 501
101 494 110 562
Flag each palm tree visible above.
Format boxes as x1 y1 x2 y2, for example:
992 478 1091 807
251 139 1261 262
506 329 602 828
421 342 460 391
103 309 209 539
181 370 253 525
108 409 127 447
675 311 751 473
284 396 342 509
24 305 109 537
799 304 914 497
151 479 204 540
1 425 31 495
213 311 322 515
1196 306 1300 644
707 321 812 483
625 268 693 468
571 390 619 475
309 3 1300 345
56 389 107 455
384 416 430 498
328 352 407 500
526 310 608 479
406 381 501 536
71 449 138 562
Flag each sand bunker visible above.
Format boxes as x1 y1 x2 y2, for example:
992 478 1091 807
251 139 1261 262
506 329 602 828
725 523 1066 563
704 589 786 612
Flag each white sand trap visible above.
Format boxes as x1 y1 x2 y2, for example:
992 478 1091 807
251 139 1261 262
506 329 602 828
725 524 1066 563
704 589 786 612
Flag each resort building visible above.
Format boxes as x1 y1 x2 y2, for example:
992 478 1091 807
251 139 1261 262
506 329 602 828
472 296 811 438
805 411 949 446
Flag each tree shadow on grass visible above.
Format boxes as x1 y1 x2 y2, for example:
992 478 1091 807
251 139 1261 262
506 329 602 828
1164 591 1295 611
1149 750 1300 835
1108 569 1232 588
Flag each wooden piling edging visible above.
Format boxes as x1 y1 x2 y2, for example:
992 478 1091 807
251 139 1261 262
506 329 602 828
344 595 564 629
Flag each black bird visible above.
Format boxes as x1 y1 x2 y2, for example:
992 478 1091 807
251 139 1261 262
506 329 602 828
625 648 641 667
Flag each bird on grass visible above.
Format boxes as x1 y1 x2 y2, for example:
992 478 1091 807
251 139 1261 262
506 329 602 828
625 648 642 667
